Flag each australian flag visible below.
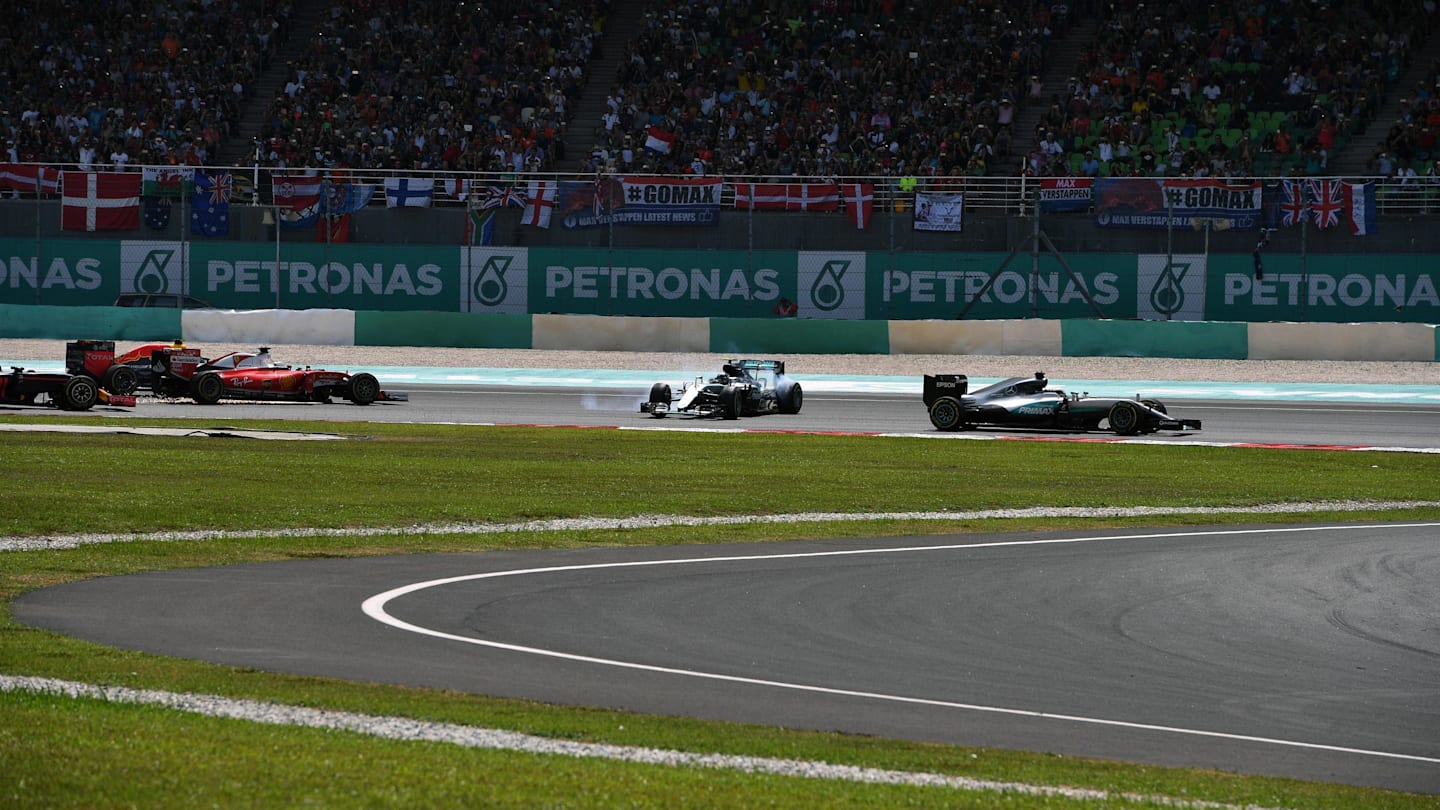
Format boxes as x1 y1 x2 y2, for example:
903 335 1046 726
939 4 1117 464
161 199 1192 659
191 171 232 236
143 196 172 230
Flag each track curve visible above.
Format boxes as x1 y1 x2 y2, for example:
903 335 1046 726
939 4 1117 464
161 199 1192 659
14 523 1440 793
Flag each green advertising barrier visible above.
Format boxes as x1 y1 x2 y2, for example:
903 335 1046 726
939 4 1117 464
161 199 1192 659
1061 319 1249 359
709 317 889 354
355 310 532 348
1206 253 1440 323
0 238 121 306
522 247 793 318
869 251 1131 320
0 303 180 340
5 238 1438 327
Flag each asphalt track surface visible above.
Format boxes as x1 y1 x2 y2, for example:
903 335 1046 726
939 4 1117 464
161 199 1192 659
14 524 1440 793
11 384 1440 451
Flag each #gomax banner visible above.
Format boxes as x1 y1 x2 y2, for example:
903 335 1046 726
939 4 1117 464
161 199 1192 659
462 247 528 313
797 251 866 319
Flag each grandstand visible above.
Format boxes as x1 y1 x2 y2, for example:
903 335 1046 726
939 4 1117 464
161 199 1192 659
2 0 1438 194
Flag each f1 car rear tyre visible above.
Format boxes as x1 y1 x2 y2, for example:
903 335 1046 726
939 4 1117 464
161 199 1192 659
1108 401 1142 435
61 375 99 411
102 364 140 396
928 396 964 431
191 372 224 405
780 383 803 414
722 385 742 420
349 373 379 406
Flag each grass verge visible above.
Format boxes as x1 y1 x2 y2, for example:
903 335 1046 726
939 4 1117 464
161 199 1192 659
1 416 1437 808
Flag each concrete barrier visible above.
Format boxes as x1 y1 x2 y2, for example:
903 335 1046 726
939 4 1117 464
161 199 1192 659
1 304 1435 361
180 309 355 345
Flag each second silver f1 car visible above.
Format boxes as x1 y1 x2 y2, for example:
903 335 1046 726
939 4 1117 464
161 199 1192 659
923 372 1201 434
641 359 803 419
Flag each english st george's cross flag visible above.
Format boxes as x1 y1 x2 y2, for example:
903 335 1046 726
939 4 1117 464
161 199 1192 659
62 171 140 231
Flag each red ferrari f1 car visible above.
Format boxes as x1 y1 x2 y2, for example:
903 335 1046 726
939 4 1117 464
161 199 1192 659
147 345 405 405
0 340 137 410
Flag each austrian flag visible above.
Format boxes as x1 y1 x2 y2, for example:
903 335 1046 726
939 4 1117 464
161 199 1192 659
62 171 140 231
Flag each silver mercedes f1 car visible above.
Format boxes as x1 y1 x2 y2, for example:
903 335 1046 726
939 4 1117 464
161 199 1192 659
641 359 803 419
923 372 1201 434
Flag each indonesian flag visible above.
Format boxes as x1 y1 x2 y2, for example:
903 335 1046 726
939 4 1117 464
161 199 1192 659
61 171 140 231
523 180 556 228
1 164 59 193
843 182 874 229
644 126 675 153
733 183 788 209
785 182 839 211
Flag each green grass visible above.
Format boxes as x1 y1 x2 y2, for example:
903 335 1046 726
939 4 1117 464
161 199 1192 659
2 415 1437 808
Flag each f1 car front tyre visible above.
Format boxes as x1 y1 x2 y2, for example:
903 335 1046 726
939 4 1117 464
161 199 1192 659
928 396 964 431
721 385 742 420
191 372 224 405
647 383 671 417
102 364 140 396
61 375 99 411
349 373 379 406
780 383 803 414
1108 401 1142 435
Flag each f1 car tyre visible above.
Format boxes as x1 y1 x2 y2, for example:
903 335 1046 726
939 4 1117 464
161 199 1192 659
780 383 803 414
722 385 742 420
1108 401 1142 435
349 373 379 406
61 375 99 411
102 364 140 396
191 372 224 405
648 382 671 403
928 396 964 431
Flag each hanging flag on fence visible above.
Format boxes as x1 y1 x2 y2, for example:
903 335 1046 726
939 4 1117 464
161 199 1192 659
273 175 323 227
0 164 59 194
1307 179 1343 229
522 180 555 228
61 171 140 231
1343 181 1376 236
191 171 232 237
467 207 496 245
143 196 171 230
141 166 194 197
842 183 874 229
385 176 434 207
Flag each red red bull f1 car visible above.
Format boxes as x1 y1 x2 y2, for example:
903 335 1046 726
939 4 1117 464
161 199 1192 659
923 372 1201 434
0 340 137 410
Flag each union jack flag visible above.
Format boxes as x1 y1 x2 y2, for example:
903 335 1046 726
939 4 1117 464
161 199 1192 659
1279 179 1306 226
206 172 232 206
478 185 525 210
1307 179 1342 229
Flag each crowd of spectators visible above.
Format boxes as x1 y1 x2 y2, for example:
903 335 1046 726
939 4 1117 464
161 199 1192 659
585 0 1067 180
251 0 607 174
1371 55 1440 181
1021 0 1432 180
0 0 291 170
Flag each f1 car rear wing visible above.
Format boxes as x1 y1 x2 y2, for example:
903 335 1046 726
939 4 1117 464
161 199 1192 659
922 374 968 406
